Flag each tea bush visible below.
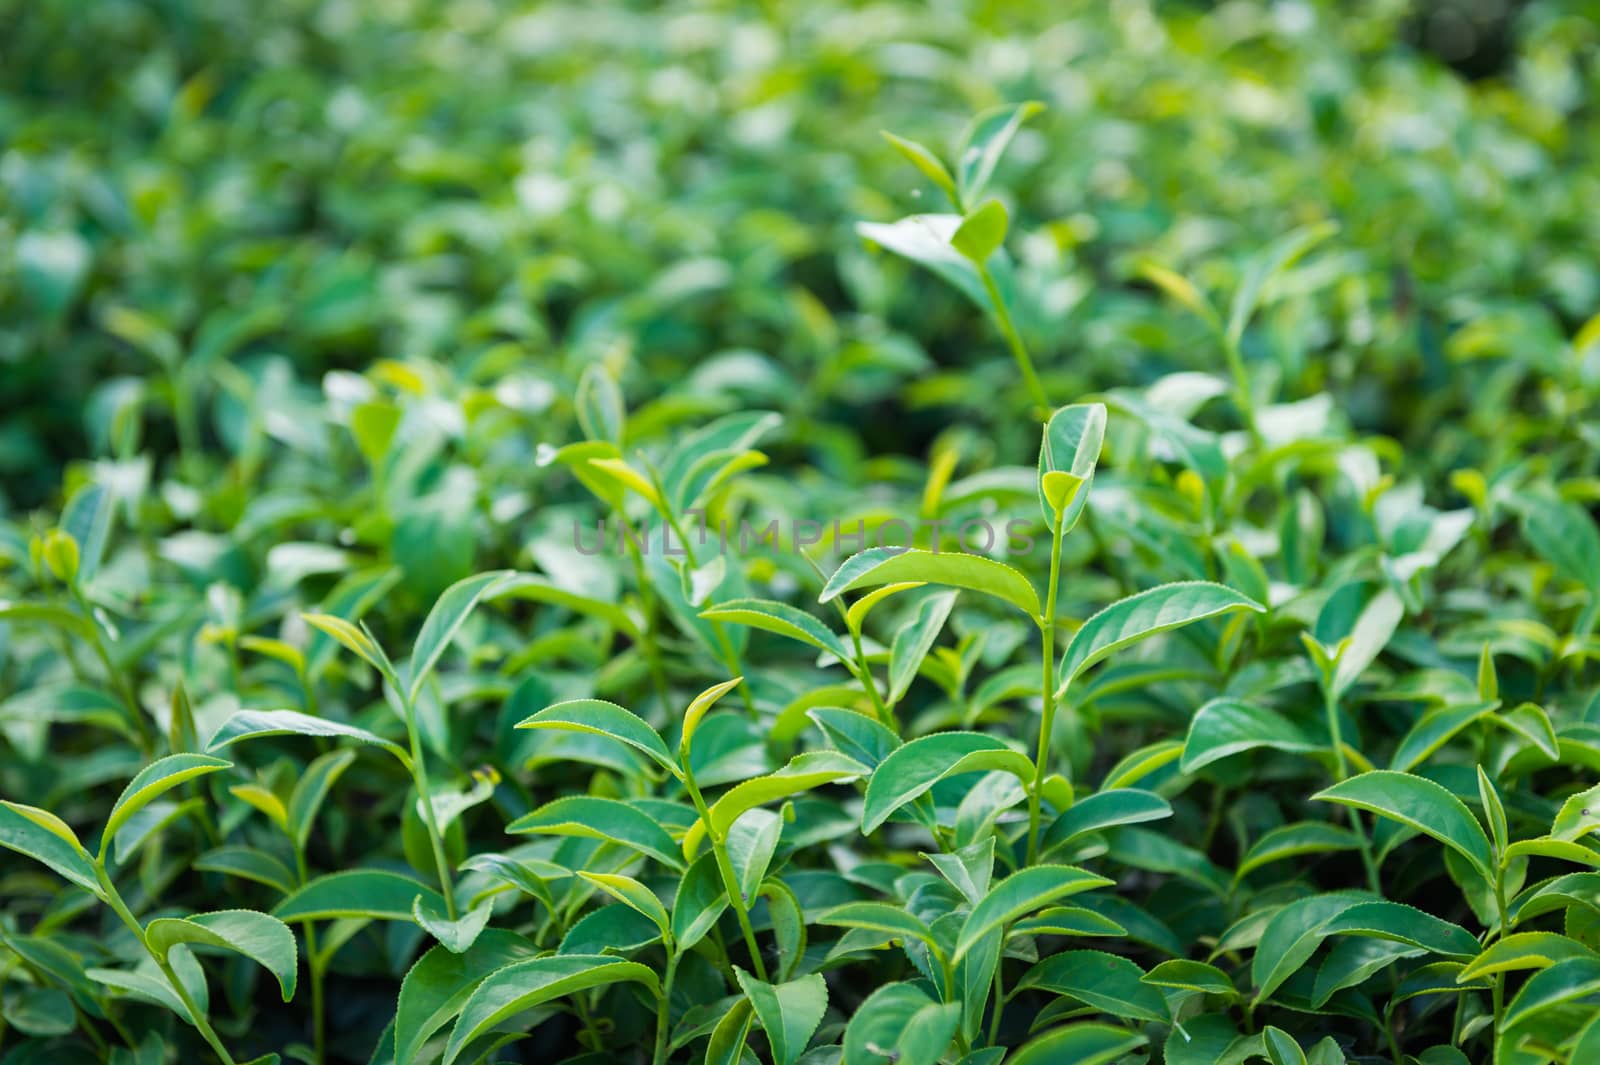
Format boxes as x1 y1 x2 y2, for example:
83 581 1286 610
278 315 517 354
4 1 1600 1063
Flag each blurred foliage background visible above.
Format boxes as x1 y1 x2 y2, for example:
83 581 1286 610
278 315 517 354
3 0 1597 514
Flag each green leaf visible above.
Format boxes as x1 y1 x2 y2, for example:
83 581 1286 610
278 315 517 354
682 678 743 757
1237 822 1361 879
1389 702 1497 773
1180 699 1322 772
705 998 755 1065
1458 932 1599 983
733 969 827 1065
842 982 959 1065
888 590 957 704
862 732 1033 832
1262 1026 1307 1065
207 708 410 767
692 751 867 848
1330 588 1405 700
409 570 513 702
821 548 1040 620
1314 770 1494 882
1142 959 1237 997
575 363 625 445
442 955 658 1065
1041 789 1172 853
145 910 298 1000
671 852 728 951
104 753 232 853
955 101 1044 205
1038 403 1106 535
923 836 995 905
1519 493 1600 588
1250 892 1369 1004
394 930 536 1065
59 481 113 583
1016 951 1169 1023
1318 901 1479 957
1004 1022 1146 1065
288 748 358 852
194 846 297 895
0 600 97 640
699 598 852 662
1552 781 1600 841
1057 582 1264 695
1501 956 1600 1031
413 896 494 954
950 199 1008 263
857 214 999 313
0 801 102 896
818 902 939 953
1225 221 1338 347
507 796 684 870
954 866 1113 963
274 869 444 922
516 698 678 779
302 612 393 678
578 871 671 941
881 131 960 208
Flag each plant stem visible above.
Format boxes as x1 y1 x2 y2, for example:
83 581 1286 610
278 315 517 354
1027 512 1065 864
683 767 767 981
1324 688 1382 895
1490 865 1512 1065
96 865 238 1065
987 955 1006 1046
652 951 679 1065
295 848 327 1065
847 626 894 730
977 264 1049 418
403 695 458 920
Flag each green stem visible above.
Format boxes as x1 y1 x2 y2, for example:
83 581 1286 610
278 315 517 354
403 696 458 920
847 626 893 731
1324 689 1382 895
683 767 767 981
1027 513 1065 864
652 950 679 1065
977 264 1049 418
96 866 238 1065
295 848 327 1065
1491 866 1511 1065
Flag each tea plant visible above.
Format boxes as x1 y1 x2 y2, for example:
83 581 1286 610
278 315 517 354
5 2 1600 1064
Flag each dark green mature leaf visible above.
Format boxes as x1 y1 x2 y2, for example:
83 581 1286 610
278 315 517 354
842 982 959 1065
733 969 827 1065
516 698 678 778
508 796 684 870
1005 1022 1146 1065
1056 582 1264 695
954 866 1112 962
208 708 410 766
1017 951 1168 1022
145 910 298 1000
862 732 1032 832
409 570 513 702
701 598 853 661
274 870 444 922
1180 699 1322 772
442 955 658 1065
1315 771 1495 882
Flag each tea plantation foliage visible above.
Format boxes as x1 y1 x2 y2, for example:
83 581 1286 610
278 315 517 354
5 1 1600 1063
